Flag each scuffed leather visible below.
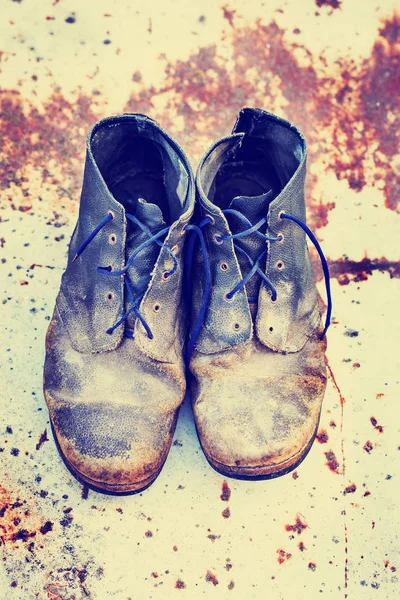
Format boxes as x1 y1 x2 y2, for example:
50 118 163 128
190 108 328 473
58 151 126 354
45 307 185 487
193 109 321 355
191 333 327 471
44 114 195 488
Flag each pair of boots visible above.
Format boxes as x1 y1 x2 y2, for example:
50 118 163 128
43 107 331 494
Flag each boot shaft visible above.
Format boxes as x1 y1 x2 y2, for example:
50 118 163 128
58 114 195 360
192 107 321 355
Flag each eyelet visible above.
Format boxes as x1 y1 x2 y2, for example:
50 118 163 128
180 226 187 235
109 233 117 245
269 326 274 333
105 292 114 303
205 213 215 225
276 260 284 270
270 295 278 304
171 245 179 255
277 233 284 243
153 303 161 312
108 210 115 220
224 292 235 303
214 233 223 245
233 323 240 331
220 262 229 272
278 210 286 219
162 271 170 281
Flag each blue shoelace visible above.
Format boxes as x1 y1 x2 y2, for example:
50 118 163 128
185 210 332 363
72 211 177 340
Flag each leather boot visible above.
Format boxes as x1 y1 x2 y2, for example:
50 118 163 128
44 114 194 493
187 108 331 479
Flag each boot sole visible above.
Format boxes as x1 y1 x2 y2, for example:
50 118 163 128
50 423 166 496
198 423 319 481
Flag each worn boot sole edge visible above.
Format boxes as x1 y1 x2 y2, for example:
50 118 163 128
198 422 319 481
50 422 169 496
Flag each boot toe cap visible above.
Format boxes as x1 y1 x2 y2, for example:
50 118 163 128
49 400 177 493
194 374 326 477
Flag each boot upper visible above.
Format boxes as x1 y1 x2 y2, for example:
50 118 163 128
57 114 194 362
44 114 195 490
192 108 321 356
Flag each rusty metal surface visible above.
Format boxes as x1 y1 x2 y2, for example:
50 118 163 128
0 1 398 598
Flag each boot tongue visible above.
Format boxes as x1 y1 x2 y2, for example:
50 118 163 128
125 198 166 329
228 190 274 306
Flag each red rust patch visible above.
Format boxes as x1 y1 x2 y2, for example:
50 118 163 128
123 14 400 227
277 549 292 564
222 507 231 519
298 541 306 552
344 483 357 495
285 515 308 535
0 90 98 210
325 450 340 473
222 5 236 27
308 562 317 571
0 486 53 549
175 579 186 589
292 471 299 480
316 430 329 444
370 417 384 433
205 571 219 586
327 257 400 284
1 14 399 227
363 440 374 453
36 429 49 451
220 481 231 502
316 0 341 8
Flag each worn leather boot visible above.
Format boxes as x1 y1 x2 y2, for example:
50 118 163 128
44 114 194 493
187 108 332 479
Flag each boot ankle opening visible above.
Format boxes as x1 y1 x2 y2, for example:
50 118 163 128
90 116 190 224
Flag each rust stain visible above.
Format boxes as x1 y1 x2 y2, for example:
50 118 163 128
222 5 236 27
122 13 400 226
220 480 231 501
175 579 186 589
0 14 398 228
0 90 98 211
36 429 49 451
205 571 219 586
308 562 317 571
344 483 357 495
277 549 292 564
285 515 308 535
324 450 340 473
316 429 329 444
370 416 384 433
0 486 54 550
316 0 341 8
298 541 306 552
344 511 349 598
327 257 400 285
222 507 231 519
363 440 374 453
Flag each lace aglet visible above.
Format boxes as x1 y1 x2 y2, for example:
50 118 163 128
71 253 79 263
